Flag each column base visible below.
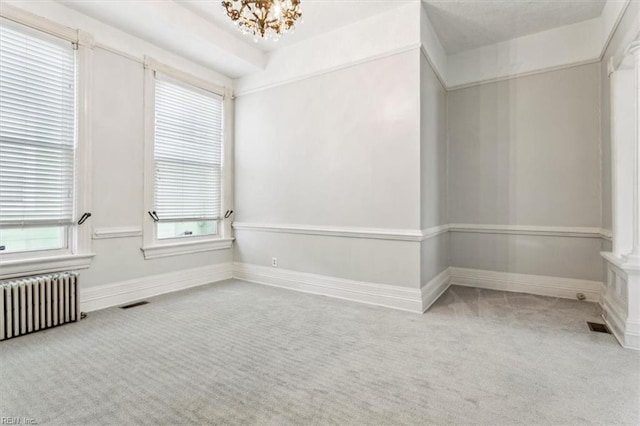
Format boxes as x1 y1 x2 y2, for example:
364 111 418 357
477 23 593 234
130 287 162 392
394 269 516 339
601 252 640 350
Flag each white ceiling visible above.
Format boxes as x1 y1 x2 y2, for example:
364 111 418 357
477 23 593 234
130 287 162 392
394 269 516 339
423 0 607 54
58 0 267 77
175 0 411 52
56 0 611 77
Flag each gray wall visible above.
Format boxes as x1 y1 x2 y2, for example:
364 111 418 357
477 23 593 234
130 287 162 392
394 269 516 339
234 51 423 288
447 63 603 281
419 52 449 284
80 48 232 288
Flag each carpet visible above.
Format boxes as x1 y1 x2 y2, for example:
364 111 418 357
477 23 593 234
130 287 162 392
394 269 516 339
1 280 638 425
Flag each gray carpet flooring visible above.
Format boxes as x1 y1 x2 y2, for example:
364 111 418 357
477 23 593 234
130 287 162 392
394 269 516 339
1 280 638 425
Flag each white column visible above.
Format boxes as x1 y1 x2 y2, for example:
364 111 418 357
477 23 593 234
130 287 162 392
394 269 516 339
609 57 621 255
626 40 640 263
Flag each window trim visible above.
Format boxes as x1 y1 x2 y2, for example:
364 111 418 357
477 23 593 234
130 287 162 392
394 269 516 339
0 7 95 280
141 57 234 260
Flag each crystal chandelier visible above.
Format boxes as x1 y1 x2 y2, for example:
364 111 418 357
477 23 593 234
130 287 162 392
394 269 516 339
222 0 302 41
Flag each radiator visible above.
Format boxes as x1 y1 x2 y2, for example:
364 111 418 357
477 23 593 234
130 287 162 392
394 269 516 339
1 272 79 341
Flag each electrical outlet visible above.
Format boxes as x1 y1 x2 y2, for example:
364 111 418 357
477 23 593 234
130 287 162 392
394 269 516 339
271 257 278 267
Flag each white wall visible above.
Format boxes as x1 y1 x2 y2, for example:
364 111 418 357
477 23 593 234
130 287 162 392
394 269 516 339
598 1 640 349
5 0 232 88
2 3 235 301
447 63 603 281
5 1 617 310
234 50 423 288
82 48 232 289
600 0 640 243
235 2 420 96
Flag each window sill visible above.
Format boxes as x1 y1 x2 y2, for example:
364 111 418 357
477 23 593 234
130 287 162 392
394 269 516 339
141 237 234 260
0 253 95 281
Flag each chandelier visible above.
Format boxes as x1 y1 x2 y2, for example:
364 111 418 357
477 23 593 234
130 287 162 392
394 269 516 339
222 0 302 41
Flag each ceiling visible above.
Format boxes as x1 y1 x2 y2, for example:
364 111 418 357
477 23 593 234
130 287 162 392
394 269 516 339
174 0 411 52
423 0 607 54
56 0 611 77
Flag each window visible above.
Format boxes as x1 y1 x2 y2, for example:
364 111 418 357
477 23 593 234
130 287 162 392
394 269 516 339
0 14 93 280
142 61 232 259
0 20 76 255
153 76 222 239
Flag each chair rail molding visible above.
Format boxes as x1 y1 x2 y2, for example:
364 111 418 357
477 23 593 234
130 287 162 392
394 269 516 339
233 222 611 241
449 223 611 240
93 226 143 239
232 222 425 242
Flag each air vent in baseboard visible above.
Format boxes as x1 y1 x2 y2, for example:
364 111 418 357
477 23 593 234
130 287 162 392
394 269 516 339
587 322 611 334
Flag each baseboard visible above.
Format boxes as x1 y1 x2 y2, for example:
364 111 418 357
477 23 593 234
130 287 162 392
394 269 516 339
232 262 423 313
421 268 451 312
601 294 640 350
80 262 233 312
449 267 603 302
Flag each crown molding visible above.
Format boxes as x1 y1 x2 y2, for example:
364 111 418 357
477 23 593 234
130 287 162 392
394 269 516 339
237 0 631 96
0 2 78 42
423 1 631 91
234 43 421 97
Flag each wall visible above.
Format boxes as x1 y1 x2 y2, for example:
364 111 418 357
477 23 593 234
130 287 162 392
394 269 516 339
598 1 640 349
82 48 233 289
234 50 423 289
235 2 420 95
447 63 603 281
2 2 235 310
419 51 448 286
600 0 640 247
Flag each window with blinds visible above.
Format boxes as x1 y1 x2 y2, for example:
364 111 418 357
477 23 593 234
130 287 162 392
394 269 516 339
0 19 77 254
153 75 223 240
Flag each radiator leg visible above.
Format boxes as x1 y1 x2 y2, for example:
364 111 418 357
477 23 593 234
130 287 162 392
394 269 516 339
0 287 5 341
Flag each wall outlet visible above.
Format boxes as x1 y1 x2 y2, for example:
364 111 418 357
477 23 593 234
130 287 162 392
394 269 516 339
271 257 278 267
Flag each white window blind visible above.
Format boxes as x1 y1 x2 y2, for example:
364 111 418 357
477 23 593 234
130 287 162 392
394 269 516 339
154 75 223 222
0 20 76 228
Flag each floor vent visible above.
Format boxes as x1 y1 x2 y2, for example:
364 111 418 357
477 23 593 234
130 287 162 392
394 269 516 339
587 322 611 334
120 301 149 310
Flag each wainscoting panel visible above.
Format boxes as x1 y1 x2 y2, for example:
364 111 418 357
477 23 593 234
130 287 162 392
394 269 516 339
449 267 603 302
81 262 233 312
233 262 424 313
421 268 451 312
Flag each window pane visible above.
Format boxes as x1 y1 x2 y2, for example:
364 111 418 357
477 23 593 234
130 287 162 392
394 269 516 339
153 76 223 223
0 226 65 253
0 19 77 230
156 220 217 240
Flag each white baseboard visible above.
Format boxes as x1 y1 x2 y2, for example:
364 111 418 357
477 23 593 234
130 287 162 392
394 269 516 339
449 267 603 302
80 262 233 312
232 262 423 313
421 268 451 312
601 294 640 351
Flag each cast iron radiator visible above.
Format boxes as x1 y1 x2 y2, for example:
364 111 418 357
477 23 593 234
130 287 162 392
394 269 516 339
1 272 79 341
